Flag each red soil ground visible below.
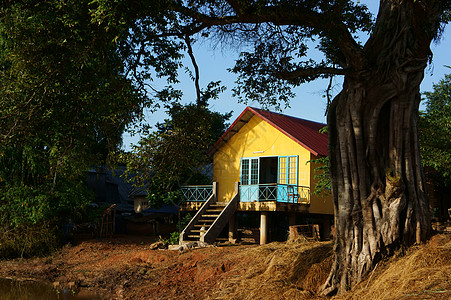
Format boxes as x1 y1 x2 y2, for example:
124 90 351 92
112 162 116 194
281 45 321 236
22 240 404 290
0 234 450 300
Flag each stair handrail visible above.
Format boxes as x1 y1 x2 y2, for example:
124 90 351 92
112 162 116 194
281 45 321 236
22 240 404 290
201 182 239 244
179 182 217 243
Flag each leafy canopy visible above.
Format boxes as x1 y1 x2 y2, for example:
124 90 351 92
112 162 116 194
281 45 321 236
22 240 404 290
310 73 451 197
124 82 231 207
90 0 377 109
0 0 147 231
419 73 451 187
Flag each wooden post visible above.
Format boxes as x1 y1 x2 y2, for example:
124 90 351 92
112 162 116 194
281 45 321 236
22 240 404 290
234 181 240 196
228 182 239 242
228 213 236 242
212 181 218 202
260 212 268 245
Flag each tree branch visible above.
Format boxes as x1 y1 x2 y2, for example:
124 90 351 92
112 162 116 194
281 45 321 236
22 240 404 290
224 0 246 15
325 72 335 116
171 1 367 71
275 66 346 80
184 35 201 107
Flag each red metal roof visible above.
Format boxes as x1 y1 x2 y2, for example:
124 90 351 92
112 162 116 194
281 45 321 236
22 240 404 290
208 106 328 156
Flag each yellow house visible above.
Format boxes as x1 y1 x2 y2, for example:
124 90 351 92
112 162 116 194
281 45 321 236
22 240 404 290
180 107 333 244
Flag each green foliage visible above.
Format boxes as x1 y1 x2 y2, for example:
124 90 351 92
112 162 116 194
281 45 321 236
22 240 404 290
307 126 332 197
308 127 331 197
177 213 193 232
310 156 332 197
0 2 144 175
169 231 181 245
0 181 92 227
90 0 184 90
124 85 231 207
0 0 146 157
0 185 52 228
89 0 376 110
309 73 451 195
168 213 193 245
146 183 185 208
0 222 59 259
78 202 113 224
0 0 151 257
419 73 451 187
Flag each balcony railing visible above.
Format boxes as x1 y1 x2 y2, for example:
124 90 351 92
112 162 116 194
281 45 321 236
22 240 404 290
240 184 310 204
181 185 213 202
181 183 310 204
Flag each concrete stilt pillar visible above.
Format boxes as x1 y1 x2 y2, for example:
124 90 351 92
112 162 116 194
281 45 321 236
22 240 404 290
260 212 268 245
212 181 218 202
228 213 236 242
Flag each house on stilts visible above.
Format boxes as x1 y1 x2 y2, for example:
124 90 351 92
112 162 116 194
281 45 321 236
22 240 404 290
180 106 333 244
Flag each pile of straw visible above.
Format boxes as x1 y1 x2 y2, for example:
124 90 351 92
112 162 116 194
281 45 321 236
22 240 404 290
214 240 333 299
214 234 451 300
339 234 451 300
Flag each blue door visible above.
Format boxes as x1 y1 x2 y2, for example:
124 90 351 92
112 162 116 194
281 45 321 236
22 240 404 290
277 156 298 202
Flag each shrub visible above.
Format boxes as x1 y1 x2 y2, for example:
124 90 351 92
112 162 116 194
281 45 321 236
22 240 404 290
168 213 193 245
0 222 59 258
0 181 93 258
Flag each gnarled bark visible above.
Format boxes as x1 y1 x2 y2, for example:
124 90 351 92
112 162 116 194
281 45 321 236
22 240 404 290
320 0 441 295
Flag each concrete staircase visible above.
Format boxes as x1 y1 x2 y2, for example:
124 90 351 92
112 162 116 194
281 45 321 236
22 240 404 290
184 202 227 241
180 182 239 244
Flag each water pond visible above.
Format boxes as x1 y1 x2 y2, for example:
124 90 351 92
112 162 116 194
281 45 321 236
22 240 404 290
0 278 102 300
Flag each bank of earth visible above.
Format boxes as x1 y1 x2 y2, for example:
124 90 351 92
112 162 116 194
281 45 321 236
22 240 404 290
0 234 450 299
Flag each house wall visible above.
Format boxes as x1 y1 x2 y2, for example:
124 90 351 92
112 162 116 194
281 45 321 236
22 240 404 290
309 154 334 215
133 196 150 213
213 115 333 215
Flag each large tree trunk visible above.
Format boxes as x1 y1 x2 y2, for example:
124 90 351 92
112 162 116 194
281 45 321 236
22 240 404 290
321 0 441 295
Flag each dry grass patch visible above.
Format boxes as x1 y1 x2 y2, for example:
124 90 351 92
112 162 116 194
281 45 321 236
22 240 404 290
337 234 451 300
213 239 334 300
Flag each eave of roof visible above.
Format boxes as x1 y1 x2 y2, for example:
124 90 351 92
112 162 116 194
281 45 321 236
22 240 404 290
208 106 328 157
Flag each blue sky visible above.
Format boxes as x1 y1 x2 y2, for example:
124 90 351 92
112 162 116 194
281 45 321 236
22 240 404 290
122 2 450 151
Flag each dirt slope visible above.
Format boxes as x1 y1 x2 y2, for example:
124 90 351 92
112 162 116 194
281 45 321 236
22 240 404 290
0 234 449 299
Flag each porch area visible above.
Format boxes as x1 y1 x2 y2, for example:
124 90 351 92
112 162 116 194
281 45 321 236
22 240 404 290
179 182 315 245
180 182 310 212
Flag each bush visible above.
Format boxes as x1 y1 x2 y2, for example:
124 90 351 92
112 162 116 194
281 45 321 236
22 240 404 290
0 182 93 227
168 213 193 245
0 181 93 258
0 222 59 259
169 231 180 245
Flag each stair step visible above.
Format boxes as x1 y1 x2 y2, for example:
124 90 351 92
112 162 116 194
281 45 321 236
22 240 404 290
206 208 223 212
191 229 207 233
202 214 220 218
194 224 211 228
198 219 215 223
187 235 200 238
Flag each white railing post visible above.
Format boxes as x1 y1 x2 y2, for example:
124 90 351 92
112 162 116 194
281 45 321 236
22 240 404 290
212 181 217 202
202 181 239 244
179 182 217 244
